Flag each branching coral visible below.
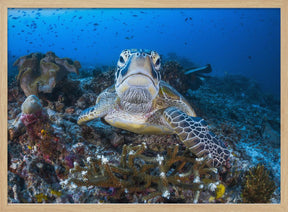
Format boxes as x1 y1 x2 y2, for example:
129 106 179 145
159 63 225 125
68 143 219 203
241 164 276 203
14 51 81 96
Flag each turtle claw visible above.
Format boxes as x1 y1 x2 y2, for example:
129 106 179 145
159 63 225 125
163 107 230 168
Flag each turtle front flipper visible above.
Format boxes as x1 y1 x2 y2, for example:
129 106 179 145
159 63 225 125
77 91 116 125
163 107 230 168
77 105 106 125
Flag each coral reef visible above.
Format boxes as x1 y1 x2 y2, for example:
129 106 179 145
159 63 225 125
161 61 209 93
7 59 280 203
82 68 115 94
14 51 81 96
241 164 276 203
186 74 280 202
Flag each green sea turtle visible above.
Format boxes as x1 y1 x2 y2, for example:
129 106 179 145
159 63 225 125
78 49 230 167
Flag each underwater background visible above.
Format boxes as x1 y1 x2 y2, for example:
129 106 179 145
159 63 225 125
8 8 280 97
7 8 280 203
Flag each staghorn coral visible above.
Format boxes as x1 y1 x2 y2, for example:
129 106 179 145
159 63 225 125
241 164 276 203
68 143 219 203
14 51 81 96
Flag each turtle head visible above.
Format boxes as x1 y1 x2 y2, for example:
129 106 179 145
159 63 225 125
115 49 161 103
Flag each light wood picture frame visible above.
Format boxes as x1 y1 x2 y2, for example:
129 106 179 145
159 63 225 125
1 0 287 211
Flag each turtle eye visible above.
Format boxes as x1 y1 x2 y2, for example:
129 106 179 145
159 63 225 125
154 58 161 70
155 58 160 66
117 55 127 68
119 56 125 64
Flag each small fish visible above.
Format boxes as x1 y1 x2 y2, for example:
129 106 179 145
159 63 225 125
125 36 134 40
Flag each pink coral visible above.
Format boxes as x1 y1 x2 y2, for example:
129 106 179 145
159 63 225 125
20 111 42 126
19 110 48 140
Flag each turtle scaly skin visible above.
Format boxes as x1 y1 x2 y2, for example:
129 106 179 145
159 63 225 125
78 49 230 167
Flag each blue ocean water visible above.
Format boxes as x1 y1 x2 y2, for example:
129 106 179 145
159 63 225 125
7 8 281 203
8 8 280 97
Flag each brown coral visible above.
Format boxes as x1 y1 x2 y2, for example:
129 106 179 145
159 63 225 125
13 51 81 97
69 143 219 203
241 164 276 203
